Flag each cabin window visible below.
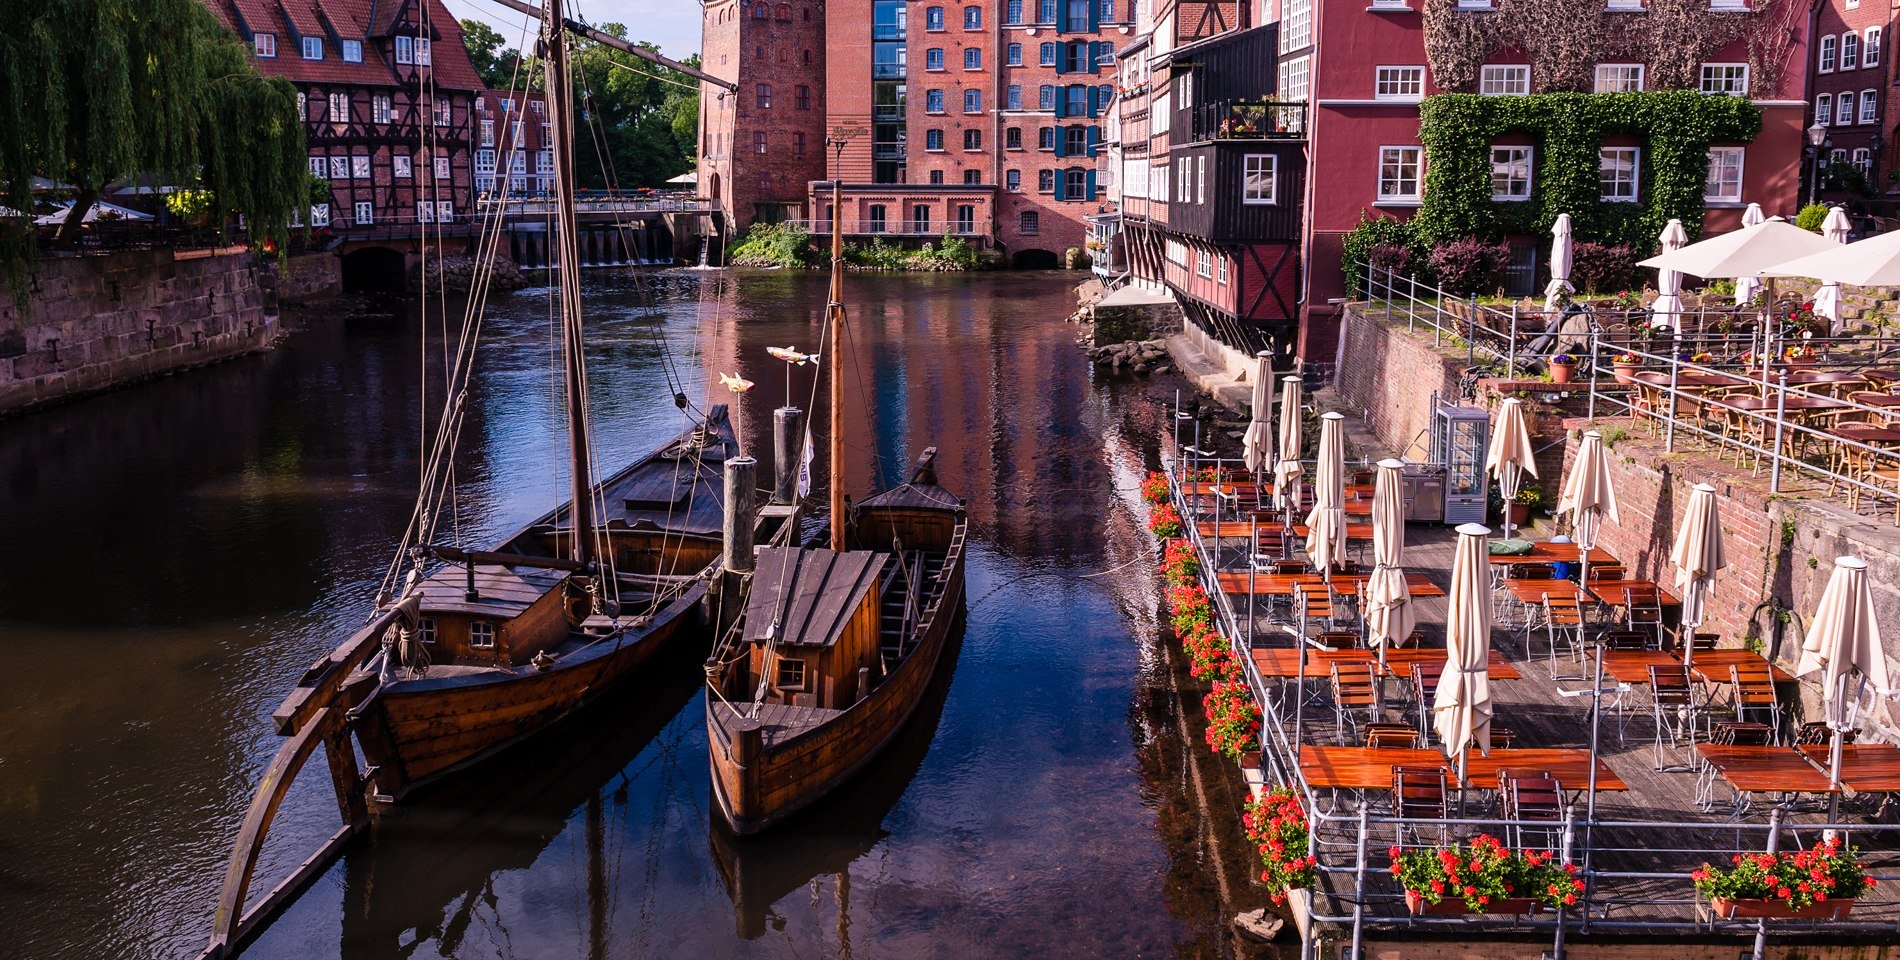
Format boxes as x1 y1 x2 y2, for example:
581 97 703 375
415 617 437 644
469 620 497 649
776 656 807 689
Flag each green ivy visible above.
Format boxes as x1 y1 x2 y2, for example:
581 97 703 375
1412 91 1761 253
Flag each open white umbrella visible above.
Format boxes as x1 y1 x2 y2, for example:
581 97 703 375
1669 483 1726 669
1731 203 1766 306
1242 351 1274 476
1486 398 1538 541
1366 458 1414 649
1544 213 1575 312
1556 430 1619 584
1797 557 1894 812
1763 223 1900 287
1271 376 1305 512
1435 523 1495 780
1650 219 1687 330
1813 207 1852 334
1304 412 1350 576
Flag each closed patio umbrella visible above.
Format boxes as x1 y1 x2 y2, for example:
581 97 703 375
1669 483 1726 670
1650 219 1688 330
1557 430 1620 585
1486 397 1538 541
1731 203 1766 307
1271 376 1305 512
1242 351 1274 476
1814 207 1851 334
1798 557 1893 792
1304 412 1349 577
1366 458 1414 650
1435 523 1495 787
1544 213 1575 313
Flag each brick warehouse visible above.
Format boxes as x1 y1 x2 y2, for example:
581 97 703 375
698 0 1127 262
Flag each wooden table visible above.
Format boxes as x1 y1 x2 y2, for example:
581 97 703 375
1829 423 1900 445
1684 648 1795 685
1504 578 1592 605
1798 743 1900 793
1250 646 1521 680
1300 745 1448 790
1602 650 1683 685
1457 748 1629 791
1216 570 1445 598
1197 520 1283 539
1711 395 1848 414
1697 744 1839 795
1291 521 1376 541
1489 542 1618 566
1587 579 1682 608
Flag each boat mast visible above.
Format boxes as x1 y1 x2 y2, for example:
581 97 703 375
827 178 846 552
544 0 595 565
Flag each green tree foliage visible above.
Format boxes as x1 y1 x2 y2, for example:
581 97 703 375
0 0 307 270
460 19 519 89
465 21 698 186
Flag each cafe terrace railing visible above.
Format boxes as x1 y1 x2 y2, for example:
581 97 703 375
1157 450 1900 960
1356 261 1900 526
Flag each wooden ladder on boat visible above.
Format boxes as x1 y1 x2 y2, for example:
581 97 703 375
877 551 926 667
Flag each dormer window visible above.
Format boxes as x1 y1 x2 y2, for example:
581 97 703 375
254 32 277 58
342 39 363 62
394 35 414 64
302 37 322 59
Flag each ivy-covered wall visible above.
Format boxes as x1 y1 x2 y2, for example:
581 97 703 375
1411 91 1762 253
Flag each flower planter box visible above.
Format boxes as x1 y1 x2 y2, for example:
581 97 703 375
1405 890 1542 916
1710 897 1854 920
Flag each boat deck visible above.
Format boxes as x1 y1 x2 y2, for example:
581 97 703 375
750 702 844 747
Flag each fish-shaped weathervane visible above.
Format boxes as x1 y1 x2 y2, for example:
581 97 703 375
719 373 755 394
767 346 818 365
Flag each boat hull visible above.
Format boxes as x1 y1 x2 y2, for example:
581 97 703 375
708 528 966 835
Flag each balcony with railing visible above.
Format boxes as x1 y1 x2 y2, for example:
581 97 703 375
781 218 989 239
1186 99 1307 144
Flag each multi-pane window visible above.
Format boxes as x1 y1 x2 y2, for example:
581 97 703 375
1007 43 1022 66
926 128 944 150
794 131 806 155
1377 146 1422 201
1594 64 1643 93
757 83 772 108
395 35 414 64
1022 210 1040 234
1374 66 1425 101
354 201 373 224
416 38 431 65
1006 126 1022 148
963 128 982 149
1039 169 1055 192
342 39 362 62
437 156 452 179
962 170 981 185
1195 247 1212 278
434 101 451 126
755 131 767 153
1490 146 1532 200
965 5 981 27
309 203 329 227
1854 147 1873 174
1478 65 1530 96
1006 169 1022 191
1039 85 1056 110
965 48 981 70
1007 0 1024 22
926 5 944 28
1816 93 1833 126
1837 94 1856 125
307 157 325 177
476 149 496 174
1699 63 1747 96
1039 0 1057 22
1100 0 1117 21
254 33 276 58
469 621 496 649
351 155 370 179
927 89 945 112
1063 167 1087 198
394 155 412 178
1040 42 1057 66
1064 125 1088 154
1705 147 1744 202
1599 147 1639 201
1038 126 1055 149
926 48 945 69
929 170 945 184
1842 33 1860 70
1007 86 1023 110
965 89 982 112
327 92 348 121
1243 154 1276 204
1820 34 1838 72
1867 27 1883 67
868 204 887 232
1196 155 1207 203
1280 0 1311 51
1175 156 1189 202
302 37 322 59
1863 90 1880 123
912 204 931 230
373 95 392 124
328 156 350 179
1065 85 1088 115
797 85 811 109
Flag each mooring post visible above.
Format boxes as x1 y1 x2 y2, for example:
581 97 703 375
771 406 806 504
1751 806 1785 960
724 456 757 574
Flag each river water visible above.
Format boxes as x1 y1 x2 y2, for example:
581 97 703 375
0 269 1265 959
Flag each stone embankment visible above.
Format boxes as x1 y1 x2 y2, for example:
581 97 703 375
412 253 529 294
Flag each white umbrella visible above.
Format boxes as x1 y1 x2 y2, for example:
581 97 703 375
1764 224 1900 286
1435 523 1495 776
1650 219 1688 330
1242 351 1274 476
1485 397 1538 541
1797 557 1894 809
1556 430 1619 584
1636 216 1839 281
1366 458 1414 650
1813 207 1851 334
1731 203 1766 306
1304 412 1349 576
1669 483 1726 668
1271 376 1304 512
1544 213 1575 312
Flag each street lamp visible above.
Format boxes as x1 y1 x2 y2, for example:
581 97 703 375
1806 121 1828 206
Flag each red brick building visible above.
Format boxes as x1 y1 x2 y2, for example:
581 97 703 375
699 0 1124 262
472 90 553 199
1807 0 1891 206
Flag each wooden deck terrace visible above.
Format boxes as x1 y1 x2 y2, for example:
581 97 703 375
1164 456 1900 954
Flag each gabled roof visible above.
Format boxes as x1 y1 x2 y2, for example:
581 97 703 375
205 0 483 90
743 547 888 648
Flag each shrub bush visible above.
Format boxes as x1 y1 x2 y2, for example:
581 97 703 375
1426 237 1510 296
1341 212 1421 298
1795 203 1830 233
728 222 821 267
1569 242 1640 295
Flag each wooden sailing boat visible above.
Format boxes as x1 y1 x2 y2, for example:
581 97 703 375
206 4 738 955
703 187 968 836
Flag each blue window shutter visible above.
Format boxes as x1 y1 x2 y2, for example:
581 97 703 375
1088 85 1099 116
1086 169 1097 200
1087 125 1100 156
1088 0 1100 30
1054 173 1068 200
1055 94 1067 119
1055 45 1067 75
1055 128 1067 156
1087 42 1100 75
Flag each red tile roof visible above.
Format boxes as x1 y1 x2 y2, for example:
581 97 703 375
204 0 483 91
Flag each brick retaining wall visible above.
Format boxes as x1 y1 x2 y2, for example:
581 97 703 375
1334 304 1463 461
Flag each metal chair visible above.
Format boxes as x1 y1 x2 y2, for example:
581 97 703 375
1795 721 1853 747
1597 630 1654 652
1499 769 1563 849
1331 661 1381 740
1363 722 1421 749
1729 663 1784 739
1542 594 1587 678
1410 661 1444 741
1648 664 1698 772
1624 584 1666 648
1392 765 1451 844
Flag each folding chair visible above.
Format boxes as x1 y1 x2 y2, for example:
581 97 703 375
1696 721 1772 812
1543 594 1587 679
1317 631 1362 651
1499 769 1563 849
1795 721 1853 747
1331 661 1380 740
1410 661 1444 741
1730 663 1784 739
1648 664 1698 772
1392 765 1451 844
1624 584 1666 648
1598 630 1654 652
1363 722 1420 749
1585 563 1625 582
1488 726 1518 750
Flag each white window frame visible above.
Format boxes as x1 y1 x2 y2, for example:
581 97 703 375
1599 146 1640 202
1842 32 1860 71
416 37 431 65
393 155 412 178
309 203 329 227
1377 145 1423 203
1374 66 1425 102
394 35 414 64
1866 27 1883 68
372 95 392 124
469 620 496 649
1820 34 1838 73
307 156 325 177
254 33 276 58
1862 89 1880 123
1195 246 1211 278
435 156 451 179
1698 63 1748 96
1478 64 1531 96
1490 145 1532 201
1216 255 1227 285
1242 154 1277 205
328 156 349 179
302 36 322 60
1196 154 1206 204
327 92 348 122
350 155 370 179
353 201 373 224
1854 147 1873 174
1837 94 1856 126
475 149 496 174
1816 93 1833 126
1704 146 1744 203
437 200 452 222
342 39 362 62
1593 64 1644 93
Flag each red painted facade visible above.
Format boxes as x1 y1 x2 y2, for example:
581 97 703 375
1808 0 1894 203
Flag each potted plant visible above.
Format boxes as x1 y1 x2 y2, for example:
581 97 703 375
1148 503 1185 539
1783 343 1819 366
1611 352 1642 383
1692 839 1873 921
1391 835 1582 915
1508 486 1543 526
1548 353 1578 384
1245 788 1317 906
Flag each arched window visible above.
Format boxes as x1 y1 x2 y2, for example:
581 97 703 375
1006 0 1023 22
753 3 767 18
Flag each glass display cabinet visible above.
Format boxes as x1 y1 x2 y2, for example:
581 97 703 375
1431 403 1491 525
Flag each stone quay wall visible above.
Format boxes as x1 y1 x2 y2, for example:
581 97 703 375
0 246 278 415
273 250 341 303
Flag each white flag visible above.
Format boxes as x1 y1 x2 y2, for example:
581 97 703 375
796 427 814 499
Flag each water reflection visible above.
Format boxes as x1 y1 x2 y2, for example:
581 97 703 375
0 268 1250 960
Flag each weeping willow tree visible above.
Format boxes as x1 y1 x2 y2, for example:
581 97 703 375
0 0 308 285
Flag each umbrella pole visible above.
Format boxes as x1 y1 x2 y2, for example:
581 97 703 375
1248 514 1257 650
1294 630 1306 767
1588 645 1602 827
